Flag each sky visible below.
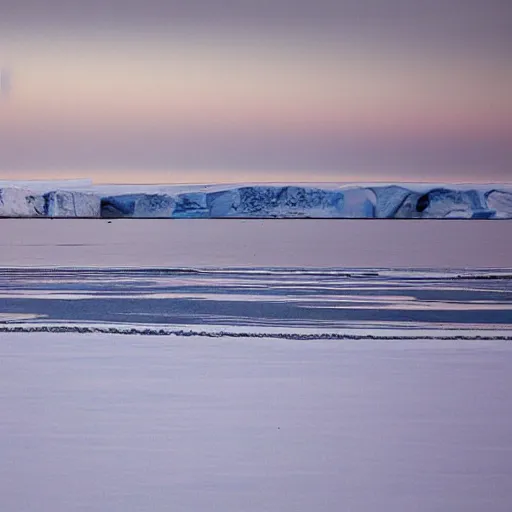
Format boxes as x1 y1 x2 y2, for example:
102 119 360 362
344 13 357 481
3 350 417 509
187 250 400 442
0 0 511 184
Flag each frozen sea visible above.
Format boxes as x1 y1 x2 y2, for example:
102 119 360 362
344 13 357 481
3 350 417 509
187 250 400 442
2 334 512 511
0 266 512 338
1 219 512 511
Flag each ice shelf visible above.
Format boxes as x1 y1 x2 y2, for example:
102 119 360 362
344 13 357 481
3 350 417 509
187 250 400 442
0 183 511 218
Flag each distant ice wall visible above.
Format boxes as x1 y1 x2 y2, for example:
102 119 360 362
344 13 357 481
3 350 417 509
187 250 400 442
0 184 511 218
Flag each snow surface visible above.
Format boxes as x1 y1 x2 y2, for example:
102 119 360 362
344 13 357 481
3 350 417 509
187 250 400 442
1 182 511 217
1 333 512 512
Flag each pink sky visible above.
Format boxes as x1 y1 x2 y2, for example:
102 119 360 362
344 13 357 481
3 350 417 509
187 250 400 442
0 1 511 183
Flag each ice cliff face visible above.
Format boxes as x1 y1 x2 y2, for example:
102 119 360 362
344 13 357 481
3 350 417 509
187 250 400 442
0 184 511 218
0 188 46 217
371 186 506 219
45 191 101 217
101 194 176 218
485 190 512 219
173 192 209 218
0 188 100 217
202 185 509 219
207 186 348 217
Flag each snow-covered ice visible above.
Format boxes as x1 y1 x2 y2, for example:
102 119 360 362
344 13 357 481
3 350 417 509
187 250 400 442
1 263 511 510
1 333 512 512
1 266 511 347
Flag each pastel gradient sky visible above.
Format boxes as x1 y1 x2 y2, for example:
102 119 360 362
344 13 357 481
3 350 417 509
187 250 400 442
0 0 511 184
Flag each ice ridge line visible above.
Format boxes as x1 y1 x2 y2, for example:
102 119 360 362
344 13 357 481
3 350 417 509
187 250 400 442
1 325 511 341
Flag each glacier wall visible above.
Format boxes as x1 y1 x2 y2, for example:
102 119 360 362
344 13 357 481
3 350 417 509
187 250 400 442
45 191 101 217
0 184 511 218
0 188 46 217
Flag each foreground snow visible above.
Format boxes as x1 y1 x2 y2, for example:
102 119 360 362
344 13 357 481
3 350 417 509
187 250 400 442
1 181 512 218
1 333 512 511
